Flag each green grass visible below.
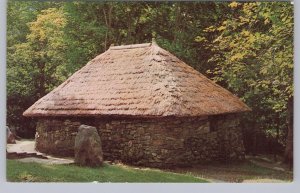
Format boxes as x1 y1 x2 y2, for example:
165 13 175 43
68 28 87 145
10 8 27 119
7 160 207 182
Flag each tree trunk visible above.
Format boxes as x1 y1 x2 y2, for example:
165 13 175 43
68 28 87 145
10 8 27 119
274 112 280 162
284 96 293 170
252 120 257 156
174 3 181 42
107 3 113 45
102 4 113 50
37 62 46 99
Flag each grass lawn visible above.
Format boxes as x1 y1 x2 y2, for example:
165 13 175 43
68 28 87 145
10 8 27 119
7 160 207 182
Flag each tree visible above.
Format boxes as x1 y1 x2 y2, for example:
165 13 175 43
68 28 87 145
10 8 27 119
7 6 67 136
11 7 67 97
201 2 293 160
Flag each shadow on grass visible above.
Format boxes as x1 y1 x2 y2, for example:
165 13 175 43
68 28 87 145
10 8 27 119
167 159 293 183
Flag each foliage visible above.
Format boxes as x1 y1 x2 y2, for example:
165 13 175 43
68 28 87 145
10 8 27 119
7 1 62 136
199 2 293 154
10 7 67 97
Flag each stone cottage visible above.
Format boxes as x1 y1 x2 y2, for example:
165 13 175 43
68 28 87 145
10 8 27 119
23 40 250 168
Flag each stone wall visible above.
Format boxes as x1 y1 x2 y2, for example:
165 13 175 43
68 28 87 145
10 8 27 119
35 119 81 156
35 114 245 167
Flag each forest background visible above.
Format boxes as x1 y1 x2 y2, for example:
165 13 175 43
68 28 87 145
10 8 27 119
6 1 293 164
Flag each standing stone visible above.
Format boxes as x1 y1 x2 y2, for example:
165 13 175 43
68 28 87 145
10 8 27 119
6 126 16 144
74 125 103 167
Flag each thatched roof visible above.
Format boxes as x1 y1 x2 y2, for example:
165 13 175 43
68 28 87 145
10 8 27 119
23 41 250 118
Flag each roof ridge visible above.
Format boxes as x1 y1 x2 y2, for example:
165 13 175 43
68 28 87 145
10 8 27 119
110 43 151 50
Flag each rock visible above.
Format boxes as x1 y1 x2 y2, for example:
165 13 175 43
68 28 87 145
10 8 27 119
74 125 103 167
7 133 16 144
7 126 16 144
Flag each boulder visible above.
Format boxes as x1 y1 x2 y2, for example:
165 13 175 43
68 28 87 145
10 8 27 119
74 125 103 167
6 126 16 144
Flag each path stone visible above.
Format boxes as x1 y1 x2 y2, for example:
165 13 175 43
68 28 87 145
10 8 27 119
7 139 74 165
7 140 36 154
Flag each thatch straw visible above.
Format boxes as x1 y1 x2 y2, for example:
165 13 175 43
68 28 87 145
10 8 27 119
23 42 250 118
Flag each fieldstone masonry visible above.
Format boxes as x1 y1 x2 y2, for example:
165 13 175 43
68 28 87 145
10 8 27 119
35 114 245 168
35 119 81 156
